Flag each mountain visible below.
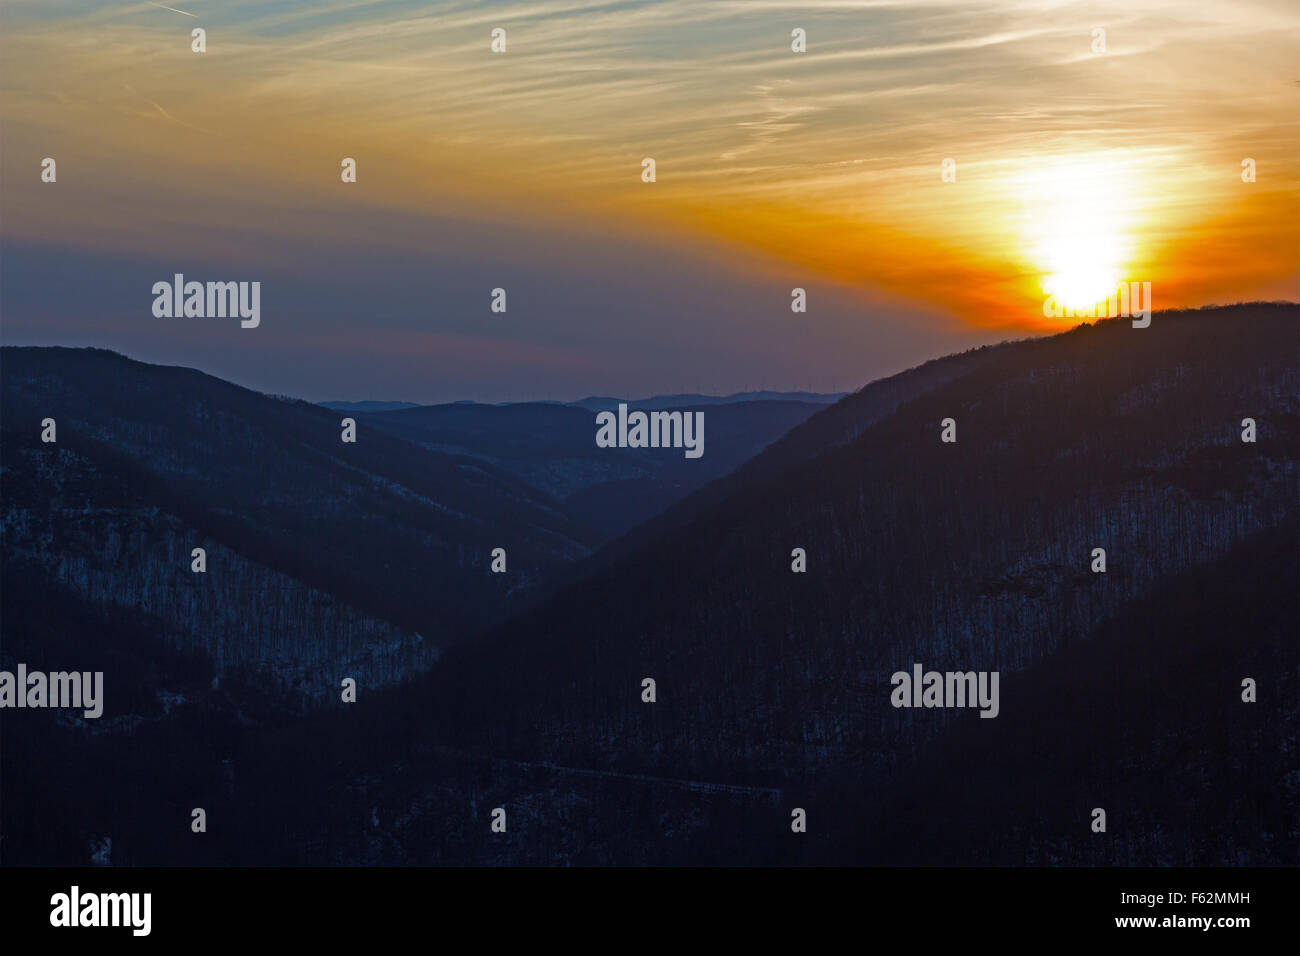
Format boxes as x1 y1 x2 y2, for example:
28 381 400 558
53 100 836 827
0 347 597 705
858 521 1296 865
591 337 1015 568
321 392 844 415
2 304 1296 866
358 399 830 539
566 391 846 411
408 303 1298 862
319 401 422 413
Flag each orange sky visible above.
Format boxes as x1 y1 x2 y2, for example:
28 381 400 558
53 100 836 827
0 0 1296 398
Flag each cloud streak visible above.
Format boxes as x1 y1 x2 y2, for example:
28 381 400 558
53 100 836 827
0 0 1295 399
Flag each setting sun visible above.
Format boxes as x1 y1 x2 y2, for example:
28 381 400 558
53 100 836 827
1019 156 1140 313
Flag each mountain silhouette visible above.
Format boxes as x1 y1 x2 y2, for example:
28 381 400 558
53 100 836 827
359 399 830 538
1 347 596 703
2 304 1296 865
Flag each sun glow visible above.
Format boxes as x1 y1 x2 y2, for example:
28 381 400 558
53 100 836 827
1017 156 1142 315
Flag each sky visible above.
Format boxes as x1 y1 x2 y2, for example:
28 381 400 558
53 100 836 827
1 0 1296 402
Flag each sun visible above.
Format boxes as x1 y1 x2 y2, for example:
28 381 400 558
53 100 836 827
1039 230 1125 313
1016 155 1140 315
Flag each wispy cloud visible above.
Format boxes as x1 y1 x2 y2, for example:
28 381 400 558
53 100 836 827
145 2 198 17
2 0 1296 330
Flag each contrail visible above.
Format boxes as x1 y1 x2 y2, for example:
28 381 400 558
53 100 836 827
146 2 197 16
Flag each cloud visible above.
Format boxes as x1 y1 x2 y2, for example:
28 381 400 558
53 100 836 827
0 0 1295 359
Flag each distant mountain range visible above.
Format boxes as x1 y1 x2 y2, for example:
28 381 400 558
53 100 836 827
321 391 847 414
318 400 423 413
567 391 847 410
319 392 846 538
353 399 831 538
2 303 1296 866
